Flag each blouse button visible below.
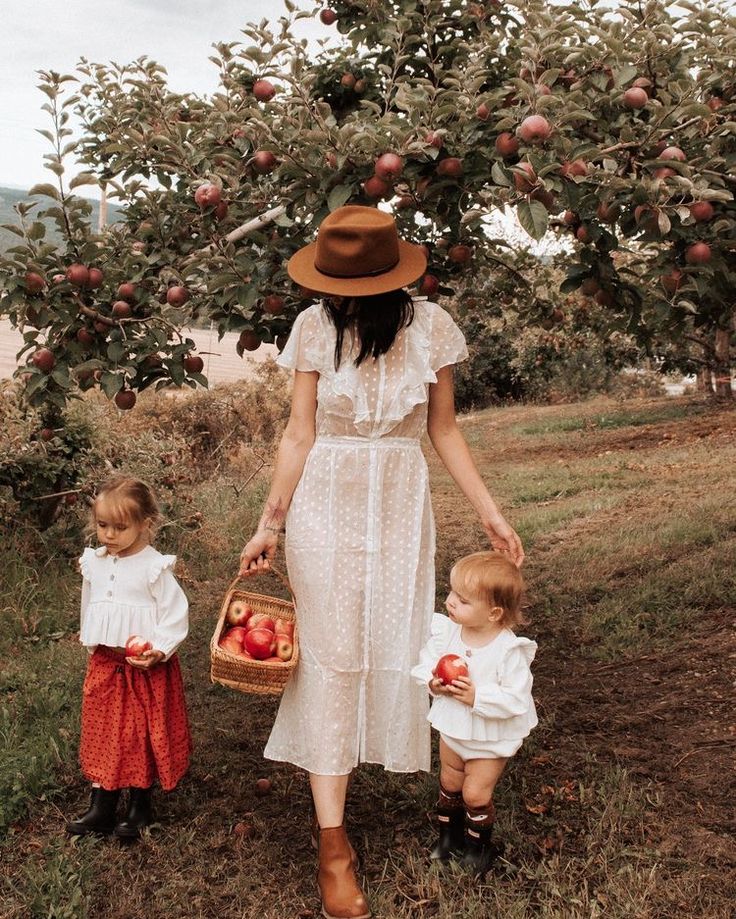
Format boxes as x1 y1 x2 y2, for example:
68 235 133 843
110 574 115 581
113 557 118 564
107 590 113 597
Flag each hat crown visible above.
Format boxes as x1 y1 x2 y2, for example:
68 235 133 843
314 206 400 279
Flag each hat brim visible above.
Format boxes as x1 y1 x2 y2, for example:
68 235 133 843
287 239 427 297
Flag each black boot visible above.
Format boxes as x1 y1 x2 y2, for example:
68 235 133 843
114 787 153 840
430 785 465 861
66 787 120 836
460 801 503 878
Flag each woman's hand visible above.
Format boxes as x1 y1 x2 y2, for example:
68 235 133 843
127 649 165 670
484 513 525 567
239 530 279 577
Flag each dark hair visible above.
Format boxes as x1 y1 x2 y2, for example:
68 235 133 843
322 289 415 370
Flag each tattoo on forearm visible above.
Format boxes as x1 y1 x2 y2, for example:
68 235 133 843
261 499 286 533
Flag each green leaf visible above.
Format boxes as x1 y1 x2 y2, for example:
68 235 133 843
28 183 60 201
517 200 549 240
491 162 511 187
69 172 99 190
327 184 353 212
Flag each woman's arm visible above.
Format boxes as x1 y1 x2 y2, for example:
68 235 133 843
427 365 524 565
239 369 318 574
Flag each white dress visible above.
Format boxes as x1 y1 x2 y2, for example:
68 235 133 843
79 545 189 660
411 614 538 759
263 299 468 775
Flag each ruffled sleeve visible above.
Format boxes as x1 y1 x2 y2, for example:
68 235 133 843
148 554 189 660
410 613 455 694
472 638 537 721
276 304 326 373
78 548 95 640
78 547 95 582
427 302 469 372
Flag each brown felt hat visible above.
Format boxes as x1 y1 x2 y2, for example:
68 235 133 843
287 205 427 296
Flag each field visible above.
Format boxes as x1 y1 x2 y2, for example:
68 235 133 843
1 392 734 918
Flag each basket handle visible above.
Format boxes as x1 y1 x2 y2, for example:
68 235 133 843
224 563 296 608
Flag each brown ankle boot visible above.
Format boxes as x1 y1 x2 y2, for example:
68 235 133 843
317 825 370 919
311 811 359 868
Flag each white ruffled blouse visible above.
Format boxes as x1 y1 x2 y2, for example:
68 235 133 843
411 614 538 742
78 545 188 660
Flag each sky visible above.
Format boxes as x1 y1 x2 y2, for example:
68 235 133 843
0 0 325 192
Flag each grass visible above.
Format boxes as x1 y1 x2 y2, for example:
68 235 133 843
1 393 735 918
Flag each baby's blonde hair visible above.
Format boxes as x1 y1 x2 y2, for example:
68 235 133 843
451 551 527 628
91 476 162 531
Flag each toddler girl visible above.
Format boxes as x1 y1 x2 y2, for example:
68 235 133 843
411 551 537 876
66 476 191 840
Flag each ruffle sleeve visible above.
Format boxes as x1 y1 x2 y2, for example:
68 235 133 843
471 638 537 721
410 613 455 692
427 301 469 373
78 547 96 581
149 555 189 660
276 304 326 373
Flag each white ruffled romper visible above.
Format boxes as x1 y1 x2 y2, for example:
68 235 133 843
411 614 538 760
263 299 468 775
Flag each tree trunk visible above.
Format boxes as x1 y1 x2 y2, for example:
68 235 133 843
697 367 714 394
713 326 733 401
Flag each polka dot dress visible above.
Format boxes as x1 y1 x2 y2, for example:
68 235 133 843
80 646 192 791
264 299 468 775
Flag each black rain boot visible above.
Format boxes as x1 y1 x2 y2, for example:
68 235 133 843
460 801 503 878
66 787 120 836
114 787 153 840
430 785 465 861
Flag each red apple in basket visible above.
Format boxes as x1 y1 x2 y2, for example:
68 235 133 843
274 618 294 639
125 635 152 658
264 656 283 663
275 635 294 662
226 600 253 627
435 654 469 685
245 628 276 660
248 614 275 632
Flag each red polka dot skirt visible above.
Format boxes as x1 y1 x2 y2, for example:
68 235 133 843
79 646 192 791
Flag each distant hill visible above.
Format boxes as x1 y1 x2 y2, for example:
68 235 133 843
0 185 120 257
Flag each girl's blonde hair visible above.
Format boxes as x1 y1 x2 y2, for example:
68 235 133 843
92 476 162 531
451 551 527 628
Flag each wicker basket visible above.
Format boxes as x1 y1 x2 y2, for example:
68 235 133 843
210 566 298 696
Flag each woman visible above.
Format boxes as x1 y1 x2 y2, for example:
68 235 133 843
240 206 523 919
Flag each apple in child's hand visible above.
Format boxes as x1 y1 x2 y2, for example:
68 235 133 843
125 635 152 658
275 635 293 662
244 628 276 660
226 600 252 627
273 618 294 639
435 654 469 685
247 614 275 632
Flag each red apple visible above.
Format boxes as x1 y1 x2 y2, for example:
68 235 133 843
166 286 190 307
88 268 104 289
227 601 253 627
560 159 587 178
575 225 591 244
245 627 276 660
517 115 552 144
448 244 472 264
117 282 137 302
263 294 285 315
255 777 272 796
273 618 294 639
253 79 275 102
340 72 356 90
417 274 439 297
183 355 204 374
214 200 229 221
436 157 464 178
660 146 686 162
112 300 132 319
263 656 283 663
25 272 45 294
425 131 443 149
39 427 55 442
76 328 95 346
252 150 277 175
66 263 90 287
689 201 714 223
707 96 724 113
562 210 578 227
93 320 110 335
623 86 648 109
513 162 537 193
476 102 490 121
219 634 244 656
320 8 337 25
248 614 275 632
224 626 248 645
494 132 519 157
32 348 55 373
114 390 137 410
596 202 620 223
275 635 294 662
435 654 469 685
194 183 222 208
354 79 366 94
363 175 390 198
374 153 404 181
125 635 152 658
239 330 261 351
685 242 712 265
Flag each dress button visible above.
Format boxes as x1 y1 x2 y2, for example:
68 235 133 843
110 574 115 581
107 590 112 597
113 557 118 564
